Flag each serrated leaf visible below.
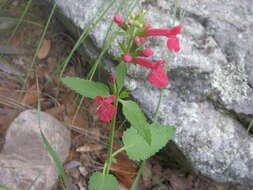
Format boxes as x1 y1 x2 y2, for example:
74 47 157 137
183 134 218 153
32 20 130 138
116 62 127 90
122 124 176 161
88 172 118 190
120 100 151 144
61 77 109 98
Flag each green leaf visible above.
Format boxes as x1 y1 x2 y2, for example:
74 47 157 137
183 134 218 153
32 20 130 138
116 62 127 90
119 90 129 99
40 130 69 187
120 100 151 144
88 172 118 190
115 31 127 36
61 77 109 98
122 124 176 161
0 184 12 190
118 42 127 52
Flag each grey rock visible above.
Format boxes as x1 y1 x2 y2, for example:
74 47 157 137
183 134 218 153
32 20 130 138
45 0 253 186
0 110 71 190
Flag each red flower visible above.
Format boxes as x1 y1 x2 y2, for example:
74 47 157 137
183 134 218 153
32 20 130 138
123 53 132 63
144 25 183 52
95 96 116 122
138 48 153 57
108 74 116 83
133 57 156 68
114 15 124 26
144 23 152 28
147 60 168 87
134 37 147 45
128 20 134 25
133 58 168 87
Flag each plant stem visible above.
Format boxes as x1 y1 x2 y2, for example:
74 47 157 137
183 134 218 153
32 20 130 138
105 84 119 175
154 88 164 122
112 146 126 157
130 161 145 190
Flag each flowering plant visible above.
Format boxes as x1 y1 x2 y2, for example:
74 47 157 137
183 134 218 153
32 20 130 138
61 10 182 190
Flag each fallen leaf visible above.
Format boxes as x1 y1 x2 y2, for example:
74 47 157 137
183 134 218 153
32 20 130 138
38 39 51 59
119 183 129 190
21 84 38 105
76 144 103 153
100 153 137 188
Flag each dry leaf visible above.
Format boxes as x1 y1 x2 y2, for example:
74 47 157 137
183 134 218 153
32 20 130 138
76 144 103 153
100 154 137 188
38 39 51 59
119 183 129 190
21 84 38 105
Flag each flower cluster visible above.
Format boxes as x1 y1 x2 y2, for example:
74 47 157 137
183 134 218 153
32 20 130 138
113 12 183 88
95 96 116 122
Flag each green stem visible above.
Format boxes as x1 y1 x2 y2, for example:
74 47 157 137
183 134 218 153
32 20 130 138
172 0 179 26
105 84 119 175
112 146 126 157
22 1 56 92
154 88 164 122
130 161 145 190
8 0 34 43
59 0 117 80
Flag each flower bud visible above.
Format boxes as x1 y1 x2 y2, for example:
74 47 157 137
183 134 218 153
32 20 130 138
144 23 152 28
128 20 134 25
138 48 154 57
108 74 116 82
123 53 132 63
113 15 124 26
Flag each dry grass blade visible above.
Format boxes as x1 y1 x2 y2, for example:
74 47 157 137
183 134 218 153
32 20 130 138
76 144 103 153
0 94 31 110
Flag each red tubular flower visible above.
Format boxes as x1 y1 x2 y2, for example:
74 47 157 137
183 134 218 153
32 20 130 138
128 20 134 25
147 60 168 87
138 48 153 57
134 37 147 45
114 15 124 26
133 58 168 87
133 57 156 68
144 25 183 52
123 53 132 63
144 23 152 28
95 96 116 122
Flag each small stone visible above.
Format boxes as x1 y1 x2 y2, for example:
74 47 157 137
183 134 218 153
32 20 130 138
0 110 71 190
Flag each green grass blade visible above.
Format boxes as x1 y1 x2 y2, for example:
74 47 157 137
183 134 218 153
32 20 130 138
1 16 43 28
59 0 118 79
22 1 56 91
8 0 33 42
40 129 69 187
26 171 42 190
35 73 69 189
0 184 12 190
